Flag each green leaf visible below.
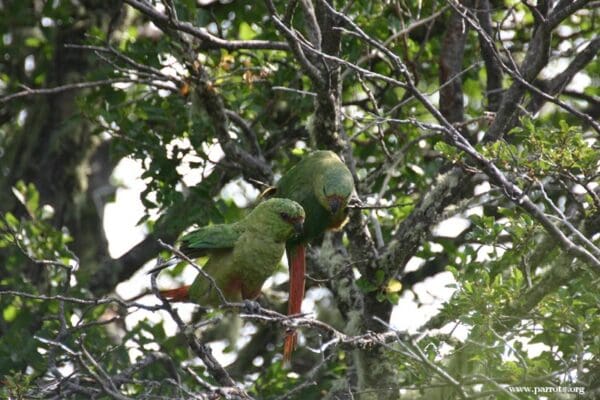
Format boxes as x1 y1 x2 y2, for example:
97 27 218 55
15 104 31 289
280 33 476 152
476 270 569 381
238 22 256 40
25 37 42 47
356 277 377 293
374 269 386 285
3 304 18 322
4 212 19 229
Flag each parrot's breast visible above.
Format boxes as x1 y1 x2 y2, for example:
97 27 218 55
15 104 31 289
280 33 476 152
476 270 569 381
234 233 286 291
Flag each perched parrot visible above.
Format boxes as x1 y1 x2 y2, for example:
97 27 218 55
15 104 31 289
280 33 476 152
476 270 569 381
158 198 305 306
267 150 354 363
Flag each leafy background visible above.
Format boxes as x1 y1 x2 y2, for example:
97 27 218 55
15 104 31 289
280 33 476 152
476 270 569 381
1 0 599 399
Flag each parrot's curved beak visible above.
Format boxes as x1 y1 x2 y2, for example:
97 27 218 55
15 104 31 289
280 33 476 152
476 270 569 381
294 220 304 235
328 197 341 214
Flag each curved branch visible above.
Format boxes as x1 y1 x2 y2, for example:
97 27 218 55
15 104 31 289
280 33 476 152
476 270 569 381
194 72 273 183
528 36 600 113
264 0 326 88
446 1 600 138
0 78 175 104
124 0 289 51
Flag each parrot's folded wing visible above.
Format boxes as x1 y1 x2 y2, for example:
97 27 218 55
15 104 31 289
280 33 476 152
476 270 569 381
180 223 242 258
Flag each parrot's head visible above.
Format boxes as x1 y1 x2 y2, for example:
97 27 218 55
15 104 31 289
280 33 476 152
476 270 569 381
254 198 305 241
315 164 355 219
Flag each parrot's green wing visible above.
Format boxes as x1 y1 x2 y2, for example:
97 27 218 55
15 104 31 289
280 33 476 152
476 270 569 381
180 223 243 258
274 150 354 244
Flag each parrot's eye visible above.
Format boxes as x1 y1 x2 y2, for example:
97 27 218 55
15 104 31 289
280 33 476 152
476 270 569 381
279 212 290 221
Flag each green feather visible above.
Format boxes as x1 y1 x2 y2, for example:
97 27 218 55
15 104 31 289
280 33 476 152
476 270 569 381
274 150 354 245
181 198 305 305
273 151 354 361
180 223 242 258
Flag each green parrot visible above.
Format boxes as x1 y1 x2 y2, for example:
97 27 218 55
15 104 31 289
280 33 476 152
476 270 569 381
266 150 354 362
159 198 305 306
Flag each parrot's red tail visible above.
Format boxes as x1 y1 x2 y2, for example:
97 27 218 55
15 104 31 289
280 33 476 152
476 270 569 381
159 285 191 301
283 244 305 365
283 329 297 366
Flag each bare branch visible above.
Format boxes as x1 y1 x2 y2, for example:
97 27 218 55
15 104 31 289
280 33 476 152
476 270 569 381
439 0 473 124
123 0 289 51
264 0 326 87
446 1 600 137
528 37 600 113
157 239 231 306
193 69 273 183
538 182 600 259
344 5 449 79
224 109 264 159
299 0 322 51
0 78 175 104
148 265 248 394
0 289 165 311
548 0 593 29
473 0 503 111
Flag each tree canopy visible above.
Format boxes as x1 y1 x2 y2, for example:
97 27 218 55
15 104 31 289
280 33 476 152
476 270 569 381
1 0 599 399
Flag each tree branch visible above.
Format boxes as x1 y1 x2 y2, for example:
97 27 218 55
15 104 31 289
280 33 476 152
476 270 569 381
0 78 175 104
123 0 289 51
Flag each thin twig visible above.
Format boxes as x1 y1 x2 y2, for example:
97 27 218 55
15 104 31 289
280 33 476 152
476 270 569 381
0 78 173 104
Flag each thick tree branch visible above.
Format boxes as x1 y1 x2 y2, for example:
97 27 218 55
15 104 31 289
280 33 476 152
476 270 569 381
447 1 600 137
439 0 473 124
548 0 592 30
474 0 503 111
528 36 600 113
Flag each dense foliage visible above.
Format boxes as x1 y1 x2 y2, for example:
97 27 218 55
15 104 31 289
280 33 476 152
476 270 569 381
1 1 599 399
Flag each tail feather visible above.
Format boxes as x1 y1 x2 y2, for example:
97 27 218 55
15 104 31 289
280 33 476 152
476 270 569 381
283 244 305 365
283 330 297 366
159 285 191 301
